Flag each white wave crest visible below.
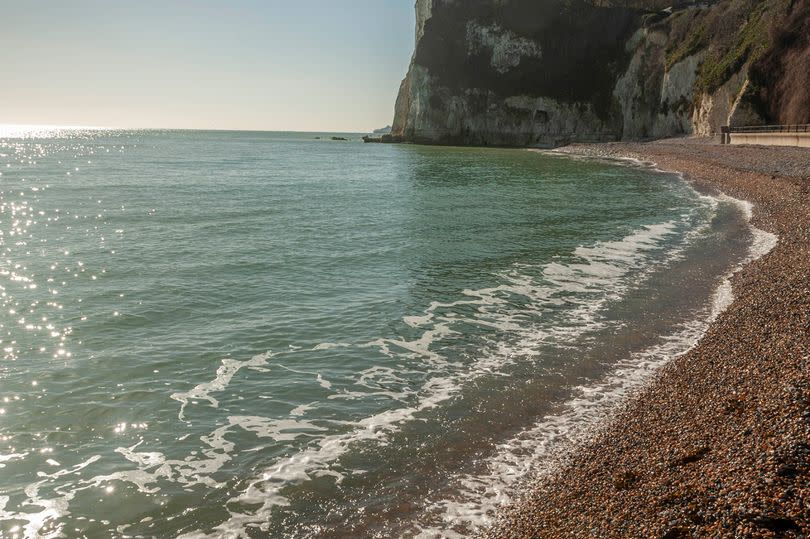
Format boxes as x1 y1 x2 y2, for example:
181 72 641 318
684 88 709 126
170 352 274 420
411 187 778 538
180 216 699 538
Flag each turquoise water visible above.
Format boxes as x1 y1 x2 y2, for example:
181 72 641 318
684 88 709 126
0 129 750 538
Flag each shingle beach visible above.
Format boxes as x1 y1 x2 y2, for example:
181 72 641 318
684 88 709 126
487 140 809 538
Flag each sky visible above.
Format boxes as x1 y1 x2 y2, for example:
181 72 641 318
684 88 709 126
0 1 416 132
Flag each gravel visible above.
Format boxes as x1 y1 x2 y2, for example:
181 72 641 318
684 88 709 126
484 140 810 539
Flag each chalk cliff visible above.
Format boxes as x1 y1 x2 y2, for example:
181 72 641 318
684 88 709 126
390 0 803 146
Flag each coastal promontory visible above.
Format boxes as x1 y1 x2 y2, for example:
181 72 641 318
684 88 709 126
391 0 810 146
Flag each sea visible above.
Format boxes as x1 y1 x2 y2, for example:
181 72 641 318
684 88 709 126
0 128 771 538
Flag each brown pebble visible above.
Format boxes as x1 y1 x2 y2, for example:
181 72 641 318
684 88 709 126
482 140 810 539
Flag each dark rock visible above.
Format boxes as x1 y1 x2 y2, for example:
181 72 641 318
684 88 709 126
612 470 638 490
661 526 691 539
670 447 710 467
749 515 803 534
776 465 799 478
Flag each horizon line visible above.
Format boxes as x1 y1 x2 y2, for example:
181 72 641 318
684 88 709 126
0 123 388 135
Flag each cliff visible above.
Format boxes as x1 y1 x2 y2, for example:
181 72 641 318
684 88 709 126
391 0 806 146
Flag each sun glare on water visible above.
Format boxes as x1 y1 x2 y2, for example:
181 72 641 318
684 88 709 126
0 124 105 139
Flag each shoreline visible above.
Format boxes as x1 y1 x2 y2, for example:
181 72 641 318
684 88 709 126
421 162 763 536
486 140 809 538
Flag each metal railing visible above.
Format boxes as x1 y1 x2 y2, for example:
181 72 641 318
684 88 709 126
727 124 810 134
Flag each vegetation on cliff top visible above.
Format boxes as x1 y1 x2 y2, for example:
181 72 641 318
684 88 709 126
664 11 707 70
660 0 789 94
749 0 810 123
695 0 774 93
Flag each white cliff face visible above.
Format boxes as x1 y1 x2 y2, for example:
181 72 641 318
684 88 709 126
396 66 617 147
399 88 617 146
466 22 543 74
415 0 433 43
393 0 623 146
502 95 616 145
392 1 773 146
392 0 434 136
653 51 704 137
613 28 668 140
692 68 748 135
398 65 433 139
613 28 704 140
393 0 637 144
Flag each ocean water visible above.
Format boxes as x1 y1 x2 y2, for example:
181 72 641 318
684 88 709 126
0 129 756 538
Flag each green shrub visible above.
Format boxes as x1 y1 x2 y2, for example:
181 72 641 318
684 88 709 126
695 0 781 93
666 23 707 70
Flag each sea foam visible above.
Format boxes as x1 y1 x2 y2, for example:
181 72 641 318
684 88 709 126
408 168 778 539
173 215 705 538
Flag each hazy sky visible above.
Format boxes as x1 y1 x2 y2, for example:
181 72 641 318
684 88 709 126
1 1 415 132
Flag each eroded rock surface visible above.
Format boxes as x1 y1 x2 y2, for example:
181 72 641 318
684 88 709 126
391 0 806 147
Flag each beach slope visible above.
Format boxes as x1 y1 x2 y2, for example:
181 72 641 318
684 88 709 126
487 140 809 538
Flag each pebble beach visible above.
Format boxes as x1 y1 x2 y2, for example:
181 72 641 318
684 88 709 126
487 140 810 538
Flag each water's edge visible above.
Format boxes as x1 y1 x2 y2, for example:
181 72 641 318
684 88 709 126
414 153 779 538
0 135 778 538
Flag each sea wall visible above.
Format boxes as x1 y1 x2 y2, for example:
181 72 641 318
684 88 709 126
730 131 810 147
